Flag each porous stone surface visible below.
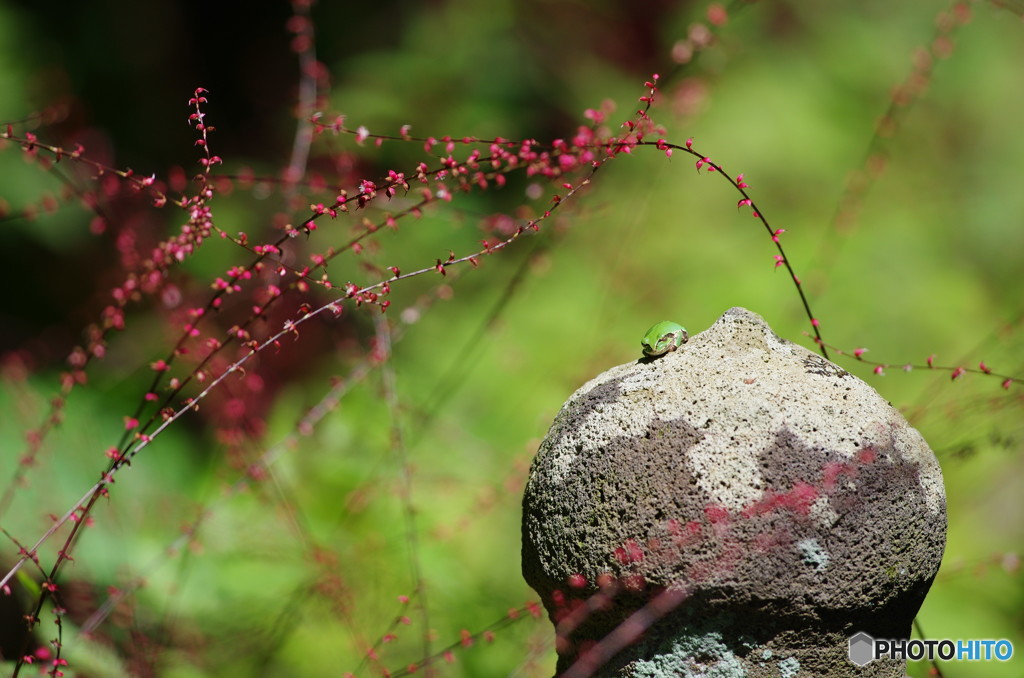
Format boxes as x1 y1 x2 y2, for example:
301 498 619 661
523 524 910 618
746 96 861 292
521 307 946 677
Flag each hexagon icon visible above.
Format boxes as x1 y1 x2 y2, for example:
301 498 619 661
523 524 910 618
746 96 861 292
848 632 875 667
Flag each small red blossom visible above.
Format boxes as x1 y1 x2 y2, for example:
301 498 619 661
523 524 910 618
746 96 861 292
614 539 644 565
853 348 867 359
874 366 885 375
707 3 728 25
951 366 966 380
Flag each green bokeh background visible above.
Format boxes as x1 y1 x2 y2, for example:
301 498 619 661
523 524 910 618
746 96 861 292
0 1 1021 676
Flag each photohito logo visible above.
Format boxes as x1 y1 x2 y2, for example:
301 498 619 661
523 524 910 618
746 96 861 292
848 632 1014 666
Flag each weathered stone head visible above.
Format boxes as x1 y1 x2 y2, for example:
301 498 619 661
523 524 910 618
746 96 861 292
521 307 946 677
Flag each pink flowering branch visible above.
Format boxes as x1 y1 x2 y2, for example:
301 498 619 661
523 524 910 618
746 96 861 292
560 587 691 678
2 75 662 630
0 94 224 519
309 85 828 363
0 72 775 603
75 280 466 637
3 77 672 676
4 88 225 675
0 126 174 209
642 138 829 358
808 337 1019 389
363 601 544 678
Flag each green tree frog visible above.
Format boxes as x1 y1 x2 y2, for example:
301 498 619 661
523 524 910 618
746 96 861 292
641 321 688 357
